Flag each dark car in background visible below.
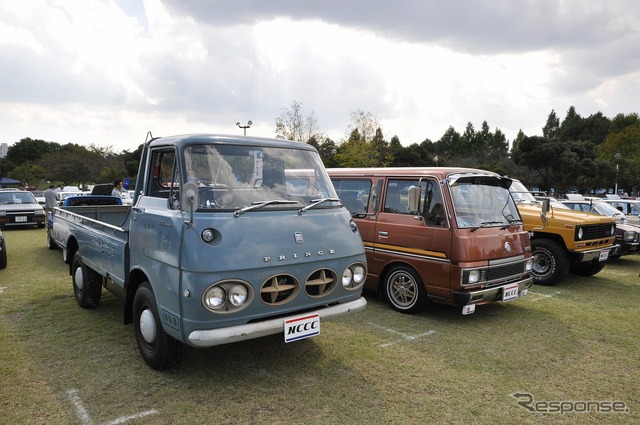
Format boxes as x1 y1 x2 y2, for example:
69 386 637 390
0 189 46 228
0 229 7 269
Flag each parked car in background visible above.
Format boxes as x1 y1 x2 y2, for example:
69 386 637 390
31 190 46 206
0 189 46 228
560 196 639 258
602 195 640 225
0 229 7 269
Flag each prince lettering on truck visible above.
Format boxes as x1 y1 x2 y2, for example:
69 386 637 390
49 134 367 369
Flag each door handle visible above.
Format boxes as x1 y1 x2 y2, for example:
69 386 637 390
378 231 389 237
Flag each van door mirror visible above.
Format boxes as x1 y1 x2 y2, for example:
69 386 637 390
408 186 421 212
181 182 198 227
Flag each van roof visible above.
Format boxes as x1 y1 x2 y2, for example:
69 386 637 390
326 167 501 179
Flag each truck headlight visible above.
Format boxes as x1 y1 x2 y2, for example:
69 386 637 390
577 228 584 240
203 286 225 309
611 224 616 235
342 263 366 289
228 284 248 306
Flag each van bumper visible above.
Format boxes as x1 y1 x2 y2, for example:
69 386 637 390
187 297 367 347
452 277 533 306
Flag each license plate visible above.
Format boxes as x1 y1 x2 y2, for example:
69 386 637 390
284 313 320 343
15 216 27 222
502 283 519 302
598 249 609 262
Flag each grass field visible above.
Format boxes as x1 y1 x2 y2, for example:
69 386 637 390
1 227 638 424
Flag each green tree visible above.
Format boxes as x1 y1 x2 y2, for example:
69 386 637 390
275 100 322 142
542 109 559 138
7 163 46 185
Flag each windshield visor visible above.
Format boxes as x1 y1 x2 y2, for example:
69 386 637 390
183 144 337 211
449 176 521 228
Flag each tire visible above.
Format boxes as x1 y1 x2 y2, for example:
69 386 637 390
133 282 178 370
531 239 570 286
0 238 7 269
71 252 102 308
570 260 606 277
47 230 58 250
384 265 426 314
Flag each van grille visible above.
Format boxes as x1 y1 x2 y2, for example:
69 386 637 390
305 269 337 297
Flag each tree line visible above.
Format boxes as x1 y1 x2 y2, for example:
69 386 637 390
2 103 639 195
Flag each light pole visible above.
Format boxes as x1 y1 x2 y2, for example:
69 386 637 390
614 152 621 195
236 120 252 136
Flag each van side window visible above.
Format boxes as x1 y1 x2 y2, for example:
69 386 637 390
384 179 419 214
424 180 446 227
332 179 372 215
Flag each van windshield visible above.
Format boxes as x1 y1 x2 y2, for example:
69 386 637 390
449 176 521 228
183 144 337 210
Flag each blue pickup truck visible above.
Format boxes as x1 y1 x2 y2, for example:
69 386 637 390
48 133 367 369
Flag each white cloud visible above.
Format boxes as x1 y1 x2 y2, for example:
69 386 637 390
0 0 638 152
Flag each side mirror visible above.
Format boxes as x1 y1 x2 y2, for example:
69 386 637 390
181 182 198 227
540 198 550 227
408 186 421 212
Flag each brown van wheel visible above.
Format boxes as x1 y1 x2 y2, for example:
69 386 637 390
384 265 426 314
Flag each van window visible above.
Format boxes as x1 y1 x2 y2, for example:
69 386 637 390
424 180 446 227
332 179 371 215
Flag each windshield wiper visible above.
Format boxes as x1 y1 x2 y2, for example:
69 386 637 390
233 200 297 217
470 221 504 232
298 197 341 215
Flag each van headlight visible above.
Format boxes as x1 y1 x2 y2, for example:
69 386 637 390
525 258 533 271
468 270 481 284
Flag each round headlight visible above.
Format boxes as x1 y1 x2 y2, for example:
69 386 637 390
469 270 480 284
352 264 366 284
577 228 584 240
204 286 225 309
342 268 353 287
228 284 248 306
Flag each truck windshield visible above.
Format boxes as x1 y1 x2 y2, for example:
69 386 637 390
449 176 521 229
508 180 538 204
183 144 337 211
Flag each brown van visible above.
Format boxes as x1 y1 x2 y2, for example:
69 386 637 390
328 167 533 315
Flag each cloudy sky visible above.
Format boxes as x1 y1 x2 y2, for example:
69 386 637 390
1 0 639 153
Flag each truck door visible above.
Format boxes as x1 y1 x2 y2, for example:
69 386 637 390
129 148 183 287
374 178 452 300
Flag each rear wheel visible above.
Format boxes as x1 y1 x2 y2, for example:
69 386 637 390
384 265 426 314
47 229 57 250
531 239 569 286
133 282 178 370
0 238 7 269
71 252 102 308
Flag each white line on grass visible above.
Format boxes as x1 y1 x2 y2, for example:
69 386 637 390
0 286 6 294
368 322 436 347
526 291 560 302
66 389 158 425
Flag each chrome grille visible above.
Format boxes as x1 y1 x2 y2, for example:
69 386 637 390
260 275 299 305
305 269 337 297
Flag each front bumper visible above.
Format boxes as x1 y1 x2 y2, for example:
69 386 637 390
452 277 533 306
573 244 620 262
188 297 367 347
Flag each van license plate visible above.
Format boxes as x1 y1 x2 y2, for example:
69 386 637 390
502 284 519 302
15 216 27 222
284 313 320 343
598 249 609 262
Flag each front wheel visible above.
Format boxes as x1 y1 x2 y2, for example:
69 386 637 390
570 260 606 277
71 252 102 308
384 265 426 314
531 239 570 286
133 282 178 370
